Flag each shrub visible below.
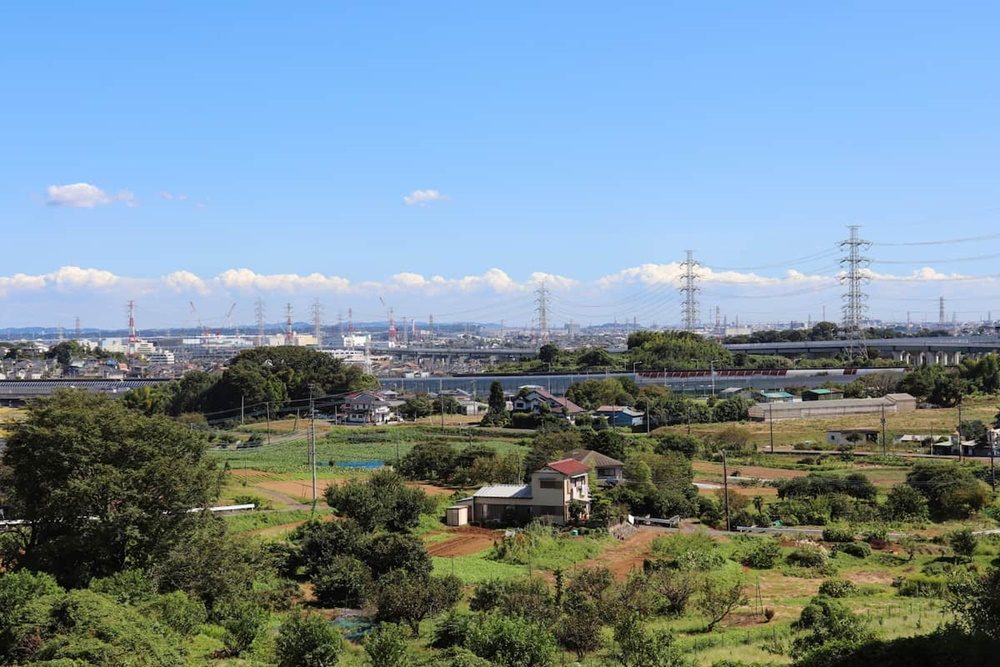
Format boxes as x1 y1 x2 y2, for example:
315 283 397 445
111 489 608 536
882 484 929 522
275 614 343 667
432 611 473 649
818 579 858 598
833 542 871 559
364 623 411 667
898 574 949 598
787 547 828 569
143 591 207 636
863 526 888 544
466 613 558 667
312 555 372 608
88 569 156 604
738 538 783 569
949 528 978 558
217 599 269 656
821 526 855 543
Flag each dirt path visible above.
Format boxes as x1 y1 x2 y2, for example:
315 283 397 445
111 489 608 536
427 527 498 557
692 461 807 480
569 528 661 579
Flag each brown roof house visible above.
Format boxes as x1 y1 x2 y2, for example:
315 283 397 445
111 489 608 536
511 386 586 422
566 448 626 486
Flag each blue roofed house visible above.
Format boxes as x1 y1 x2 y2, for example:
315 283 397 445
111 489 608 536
593 405 645 428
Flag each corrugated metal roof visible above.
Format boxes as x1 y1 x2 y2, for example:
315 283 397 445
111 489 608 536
473 484 532 499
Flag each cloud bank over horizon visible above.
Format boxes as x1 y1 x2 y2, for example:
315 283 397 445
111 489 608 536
0 262 996 329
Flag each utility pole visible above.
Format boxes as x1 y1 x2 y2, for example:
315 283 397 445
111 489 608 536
241 395 245 426
769 404 775 453
839 225 872 360
439 378 445 430
957 398 964 462
265 402 272 446
722 449 731 532
645 405 650 434
991 438 997 492
679 250 700 331
880 403 887 456
309 391 317 508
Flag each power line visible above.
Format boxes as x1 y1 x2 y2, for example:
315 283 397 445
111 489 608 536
874 232 1000 247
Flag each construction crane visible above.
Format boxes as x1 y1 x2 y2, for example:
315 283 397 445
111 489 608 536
224 302 237 333
189 301 208 337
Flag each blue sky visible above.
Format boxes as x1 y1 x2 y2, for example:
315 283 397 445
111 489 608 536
4 2 1000 328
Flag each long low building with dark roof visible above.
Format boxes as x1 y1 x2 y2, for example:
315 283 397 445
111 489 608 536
748 393 917 422
0 379 169 405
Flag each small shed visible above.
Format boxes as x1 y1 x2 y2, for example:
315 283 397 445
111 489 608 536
445 504 470 527
754 390 795 404
802 388 843 402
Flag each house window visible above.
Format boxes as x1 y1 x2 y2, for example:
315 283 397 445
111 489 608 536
538 479 562 490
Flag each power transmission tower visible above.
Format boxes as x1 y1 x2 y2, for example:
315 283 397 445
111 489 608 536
284 303 295 345
534 281 550 343
254 298 266 346
311 299 323 347
939 296 946 326
126 300 137 354
839 225 872 360
679 250 700 331
74 316 81 339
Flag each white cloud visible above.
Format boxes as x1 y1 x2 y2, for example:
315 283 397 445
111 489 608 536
214 269 353 292
597 263 831 288
403 189 447 206
864 266 990 282
0 266 121 296
46 183 136 208
163 270 208 294
160 191 189 201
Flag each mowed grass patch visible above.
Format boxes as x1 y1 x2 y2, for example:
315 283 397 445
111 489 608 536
223 509 315 535
490 523 613 571
209 428 527 474
432 553 529 583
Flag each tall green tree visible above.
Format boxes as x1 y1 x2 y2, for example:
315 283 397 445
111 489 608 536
481 381 510 427
2 391 224 586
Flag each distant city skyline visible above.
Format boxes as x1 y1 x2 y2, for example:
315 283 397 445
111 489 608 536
5 3 1000 327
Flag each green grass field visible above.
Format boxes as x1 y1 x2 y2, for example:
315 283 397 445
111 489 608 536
209 425 528 474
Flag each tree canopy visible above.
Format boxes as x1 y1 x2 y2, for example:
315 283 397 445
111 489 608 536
2 390 224 586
